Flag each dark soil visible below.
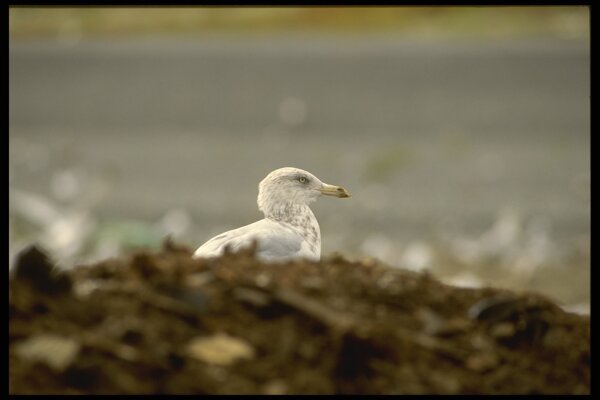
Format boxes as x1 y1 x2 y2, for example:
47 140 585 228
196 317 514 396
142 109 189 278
9 240 590 394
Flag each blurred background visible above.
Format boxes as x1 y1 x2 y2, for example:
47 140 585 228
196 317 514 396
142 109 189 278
9 7 589 313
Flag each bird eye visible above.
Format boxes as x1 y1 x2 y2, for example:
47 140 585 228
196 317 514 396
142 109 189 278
299 177 307 183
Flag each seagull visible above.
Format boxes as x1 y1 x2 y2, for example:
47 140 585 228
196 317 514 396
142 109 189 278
193 167 350 262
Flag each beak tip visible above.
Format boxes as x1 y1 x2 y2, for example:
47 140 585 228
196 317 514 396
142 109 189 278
337 188 350 198
320 184 350 198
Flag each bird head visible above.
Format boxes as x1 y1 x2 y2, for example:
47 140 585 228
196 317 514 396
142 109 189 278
257 167 350 216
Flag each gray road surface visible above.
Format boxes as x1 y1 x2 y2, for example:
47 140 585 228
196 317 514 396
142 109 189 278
9 35 590 261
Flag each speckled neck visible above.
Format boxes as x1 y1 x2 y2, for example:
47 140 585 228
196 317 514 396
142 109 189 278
264 203 321 255
263 203 314 224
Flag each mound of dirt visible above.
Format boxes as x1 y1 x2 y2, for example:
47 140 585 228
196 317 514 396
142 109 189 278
9 240 589 394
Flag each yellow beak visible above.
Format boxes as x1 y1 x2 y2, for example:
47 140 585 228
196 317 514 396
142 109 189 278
319 183 351 198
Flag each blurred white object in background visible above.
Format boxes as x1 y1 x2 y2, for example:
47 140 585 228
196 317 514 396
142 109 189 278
10 188 96 269
360 233 397 266
561 302 590 316
43 211 97 265
444 271 484 289
51 169 84 203
445 206 560 287
399 240 434 272
510 215 553 282
478 207 522 259
450 207 522 265
158 207 193 239
9 166 116 269
10 189 62 227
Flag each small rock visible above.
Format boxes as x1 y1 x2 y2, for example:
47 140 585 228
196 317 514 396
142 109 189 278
14 334 80 371
73 279 102 298
255 273 272 288
185 271 215 288
186 333 255 366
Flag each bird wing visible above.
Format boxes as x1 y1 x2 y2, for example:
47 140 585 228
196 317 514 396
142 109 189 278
193 218 304 261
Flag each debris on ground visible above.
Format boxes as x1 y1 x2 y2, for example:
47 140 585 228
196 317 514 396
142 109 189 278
9 242 590 394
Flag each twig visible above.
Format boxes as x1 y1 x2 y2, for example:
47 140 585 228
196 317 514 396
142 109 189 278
272 288 356 332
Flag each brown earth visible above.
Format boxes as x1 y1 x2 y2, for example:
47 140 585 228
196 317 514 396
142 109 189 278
9 240 590 394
